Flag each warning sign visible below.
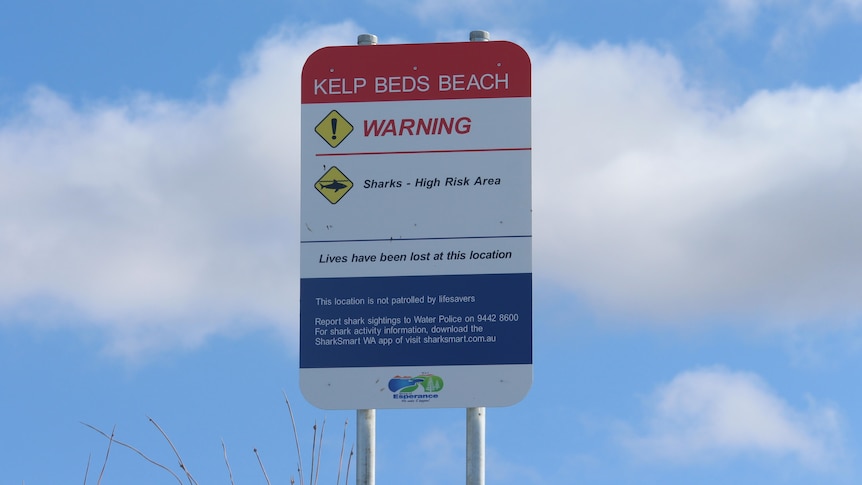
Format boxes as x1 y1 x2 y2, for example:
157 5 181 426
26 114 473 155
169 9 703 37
301 40 532 410
315 110 353 148
314 166 353 204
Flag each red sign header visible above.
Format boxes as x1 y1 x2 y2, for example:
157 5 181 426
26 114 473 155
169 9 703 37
301 41 530 104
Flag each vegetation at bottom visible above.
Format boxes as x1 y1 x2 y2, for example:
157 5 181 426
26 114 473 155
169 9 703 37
80 392 353 485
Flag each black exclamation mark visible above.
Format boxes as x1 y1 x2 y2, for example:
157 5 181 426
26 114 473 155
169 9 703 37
331 117 338 140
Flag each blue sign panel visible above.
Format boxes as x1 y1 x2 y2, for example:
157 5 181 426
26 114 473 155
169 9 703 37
300 273 532 368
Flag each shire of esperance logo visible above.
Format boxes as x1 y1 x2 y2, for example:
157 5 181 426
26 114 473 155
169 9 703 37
389 374 444 402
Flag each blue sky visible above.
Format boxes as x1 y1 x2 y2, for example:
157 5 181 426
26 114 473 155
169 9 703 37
3 0 862 483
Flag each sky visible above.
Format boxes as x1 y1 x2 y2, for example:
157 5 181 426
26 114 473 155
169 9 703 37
2 0 862 483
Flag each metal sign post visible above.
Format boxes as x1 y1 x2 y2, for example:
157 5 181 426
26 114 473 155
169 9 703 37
466 406 486 485
356 408 375 485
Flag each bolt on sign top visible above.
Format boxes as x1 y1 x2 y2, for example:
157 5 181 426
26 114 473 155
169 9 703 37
300 39 532 410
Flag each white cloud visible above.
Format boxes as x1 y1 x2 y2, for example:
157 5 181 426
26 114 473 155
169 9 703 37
397 423 463 485
623 367 843 467
715 0 770 30
0 22 360 357
710 0 862 48
486 447 544 484
531 40 862 326
3 22 862 357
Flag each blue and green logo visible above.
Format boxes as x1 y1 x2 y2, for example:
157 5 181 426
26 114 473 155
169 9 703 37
389 374 444 401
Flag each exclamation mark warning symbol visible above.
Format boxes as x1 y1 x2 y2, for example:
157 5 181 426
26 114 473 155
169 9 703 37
315 110 353 148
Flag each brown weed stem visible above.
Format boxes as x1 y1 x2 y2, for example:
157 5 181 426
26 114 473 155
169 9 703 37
254 448 272 485
283 391 306 485
147 416 198 485
222 440 235 485
95 425 115 485
82 422 183 485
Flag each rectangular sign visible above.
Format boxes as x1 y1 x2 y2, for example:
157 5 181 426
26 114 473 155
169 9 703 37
300 40 531 409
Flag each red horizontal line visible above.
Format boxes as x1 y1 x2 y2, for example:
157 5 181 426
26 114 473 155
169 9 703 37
316 147 531 157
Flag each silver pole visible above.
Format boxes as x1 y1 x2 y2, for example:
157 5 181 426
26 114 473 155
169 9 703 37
354 33 377 485
356 409 376 485
466 407 485 485
465 30 487 480
466 32 488 479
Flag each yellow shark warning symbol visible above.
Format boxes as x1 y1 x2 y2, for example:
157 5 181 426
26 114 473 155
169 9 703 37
315 166 353 204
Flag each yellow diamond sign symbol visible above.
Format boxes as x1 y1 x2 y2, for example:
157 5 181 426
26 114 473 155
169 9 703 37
315 166 353 204
315 110 354 148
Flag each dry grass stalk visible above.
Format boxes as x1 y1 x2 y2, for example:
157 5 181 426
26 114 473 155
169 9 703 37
309 419 328 485
221 439 235 485
314 418 326 485
82 453 91 485
283 391 307 485
345 444 355 485
310 421 318 485
336 419 348 485
95 425 116 485
82 422 183 485
253 447 272 485
147 416 198 485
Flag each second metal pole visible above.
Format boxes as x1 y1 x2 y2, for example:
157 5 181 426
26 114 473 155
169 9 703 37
466 407 486 485
357 409 375 485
